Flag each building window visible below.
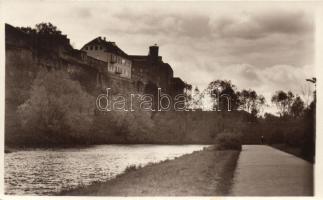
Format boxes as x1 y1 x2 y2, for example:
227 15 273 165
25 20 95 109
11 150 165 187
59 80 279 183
95 46 98 50
111 55 117 63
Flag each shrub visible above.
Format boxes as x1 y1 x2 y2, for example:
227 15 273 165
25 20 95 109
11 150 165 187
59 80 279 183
124 164 140 173
215 130 242 150
17 69 95 144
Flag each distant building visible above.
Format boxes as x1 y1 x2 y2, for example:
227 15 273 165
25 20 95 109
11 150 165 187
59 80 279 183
81 37 132 79
129 44 174 93
81 37 184 96
5 23 186 100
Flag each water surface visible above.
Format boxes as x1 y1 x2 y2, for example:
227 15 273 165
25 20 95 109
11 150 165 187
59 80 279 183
5 144 208 195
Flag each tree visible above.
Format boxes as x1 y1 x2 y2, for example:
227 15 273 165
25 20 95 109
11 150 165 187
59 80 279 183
257 95 266 114
183 82 193 109
35 22 62 35
204 80 239 111
237 89 266 116
17 69 95 142
238 89 251 112
291 96 305 118
271 90 295 117
191 86 203 110
18 23 62 36
18 26 36 35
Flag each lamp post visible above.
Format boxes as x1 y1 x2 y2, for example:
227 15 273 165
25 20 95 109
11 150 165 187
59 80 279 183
306 77 316 90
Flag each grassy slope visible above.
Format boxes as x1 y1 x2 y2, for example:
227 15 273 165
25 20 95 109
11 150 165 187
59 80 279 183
60 147 240 196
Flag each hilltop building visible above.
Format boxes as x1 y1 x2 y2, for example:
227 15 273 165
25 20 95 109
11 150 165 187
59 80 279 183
81 36 181 96
129 45 174 94
81 37 132 79
5 23 186 107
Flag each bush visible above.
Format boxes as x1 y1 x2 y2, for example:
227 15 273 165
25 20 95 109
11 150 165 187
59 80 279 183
17 69 95 145
124 164 140 173
215 130 242 150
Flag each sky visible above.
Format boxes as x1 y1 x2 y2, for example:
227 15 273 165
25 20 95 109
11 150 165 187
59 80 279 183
2 0 316 114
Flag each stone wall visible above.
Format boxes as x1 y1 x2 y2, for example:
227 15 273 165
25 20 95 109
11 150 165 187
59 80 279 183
5 23 188 123
5 24 141 99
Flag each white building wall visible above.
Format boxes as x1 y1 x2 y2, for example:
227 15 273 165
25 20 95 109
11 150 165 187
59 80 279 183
82 45 132 79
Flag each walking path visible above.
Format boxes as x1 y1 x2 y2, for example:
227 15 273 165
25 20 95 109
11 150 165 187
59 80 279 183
230 145 313 196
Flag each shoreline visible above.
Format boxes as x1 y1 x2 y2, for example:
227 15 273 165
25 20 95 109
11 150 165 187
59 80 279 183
59 146 240 196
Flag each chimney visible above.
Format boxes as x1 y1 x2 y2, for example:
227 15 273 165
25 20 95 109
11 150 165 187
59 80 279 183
149 44 159 58
103 37 106 41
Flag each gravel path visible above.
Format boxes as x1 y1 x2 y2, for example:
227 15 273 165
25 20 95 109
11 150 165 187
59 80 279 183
230 145 313 196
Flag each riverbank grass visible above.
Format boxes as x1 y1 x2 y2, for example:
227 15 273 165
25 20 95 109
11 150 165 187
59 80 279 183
60 146 240 196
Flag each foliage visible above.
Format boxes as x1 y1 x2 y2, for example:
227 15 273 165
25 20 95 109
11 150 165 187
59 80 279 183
183 82 193 108
215 130 242 150
35 22 62 35
271 90 295 117
18 22 62 36
237 89 266 117
291 96 305 118
91 95 155 144
17 69 95 142
191 86 203 110
124 164 141 173
201 80 266 115
204 80 240 111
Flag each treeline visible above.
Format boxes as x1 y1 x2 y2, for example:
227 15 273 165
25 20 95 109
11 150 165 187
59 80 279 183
6 69 315 156
183 80 266 117
6 69 250 146
178 79 316 162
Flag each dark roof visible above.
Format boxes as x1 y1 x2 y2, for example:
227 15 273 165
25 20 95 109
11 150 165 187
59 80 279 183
130 55 163 60
162 63 173 74
81 37 129 58
129 55 148 60
172 77 185 86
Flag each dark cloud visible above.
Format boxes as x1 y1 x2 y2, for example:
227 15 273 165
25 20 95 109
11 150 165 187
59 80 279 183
3 1 315 113
112 11 212 38
256 10 313 35
76 8 92 18
112 8 313 41
177 15 211 38
213 10 313 40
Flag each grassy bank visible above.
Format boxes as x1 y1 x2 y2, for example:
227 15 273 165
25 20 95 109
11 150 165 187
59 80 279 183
59 147 240 196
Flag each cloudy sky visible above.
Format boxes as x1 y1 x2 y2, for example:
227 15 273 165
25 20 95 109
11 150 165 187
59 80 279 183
2 0 316 113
